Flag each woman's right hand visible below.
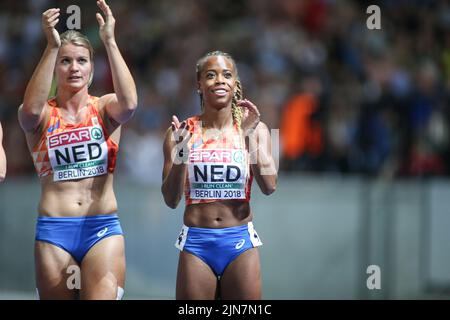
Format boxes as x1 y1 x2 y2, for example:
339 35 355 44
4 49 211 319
42 8 61 48
171 115 192 164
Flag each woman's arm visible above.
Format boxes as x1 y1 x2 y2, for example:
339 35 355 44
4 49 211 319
96 0 137 124
239 99 277 195
18 8 61 132
161 116 192 209
0 123 6 182
248 122 278 195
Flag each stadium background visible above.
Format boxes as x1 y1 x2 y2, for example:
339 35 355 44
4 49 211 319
0 0 450 299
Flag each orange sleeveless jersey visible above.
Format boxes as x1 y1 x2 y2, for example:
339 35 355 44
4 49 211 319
184 116 253 205
31 96 119 180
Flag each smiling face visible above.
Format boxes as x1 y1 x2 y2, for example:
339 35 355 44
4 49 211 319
55 44 92 92
197 55 237 110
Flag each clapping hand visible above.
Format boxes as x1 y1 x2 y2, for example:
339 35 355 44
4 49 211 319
42 8 61 48
171 115 192 164
238 99 261 133
96 0 116 43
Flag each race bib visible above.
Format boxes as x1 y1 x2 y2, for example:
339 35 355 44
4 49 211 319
47 122 108 181
188 149 248 200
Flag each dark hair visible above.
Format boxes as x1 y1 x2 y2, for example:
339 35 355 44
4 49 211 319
196 51 243 127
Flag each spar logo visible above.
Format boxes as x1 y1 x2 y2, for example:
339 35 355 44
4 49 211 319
91 127 103 140
189 150 232 163
233 150 244 164
48 127 105 166
48 128 91 148
190 149 244 183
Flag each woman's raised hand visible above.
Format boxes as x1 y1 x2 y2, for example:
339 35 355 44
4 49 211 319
238 99 261 132
171 115 192 164
42 8 61 48
96 0 116 43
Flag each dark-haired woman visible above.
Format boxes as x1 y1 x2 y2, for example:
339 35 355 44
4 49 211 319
162 51 277 299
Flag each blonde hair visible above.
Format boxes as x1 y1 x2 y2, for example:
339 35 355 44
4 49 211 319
196 51 244 127
60 30 94 60
60 30 94 87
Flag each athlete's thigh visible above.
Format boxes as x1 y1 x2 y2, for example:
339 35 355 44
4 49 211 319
35 241 79 300
176 251 218 300
220 248 261 300
79 235 125 300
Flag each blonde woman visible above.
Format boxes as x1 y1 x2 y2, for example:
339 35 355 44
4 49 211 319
18 0 137 299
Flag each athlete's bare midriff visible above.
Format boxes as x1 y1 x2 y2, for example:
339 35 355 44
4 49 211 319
183 200 253 228
38 173 117 217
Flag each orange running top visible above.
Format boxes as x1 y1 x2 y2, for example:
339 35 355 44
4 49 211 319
31 96 119 181
184 116 253 206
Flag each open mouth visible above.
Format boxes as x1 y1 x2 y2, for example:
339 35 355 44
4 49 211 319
212 88 228 97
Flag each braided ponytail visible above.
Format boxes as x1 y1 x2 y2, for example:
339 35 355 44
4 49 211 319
231 79 243 127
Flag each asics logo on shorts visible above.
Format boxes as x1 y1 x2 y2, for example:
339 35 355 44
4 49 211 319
235 239 245 249
178 229 185 245
97 227 108 237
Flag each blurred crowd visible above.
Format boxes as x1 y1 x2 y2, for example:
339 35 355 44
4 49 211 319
0 0 449 183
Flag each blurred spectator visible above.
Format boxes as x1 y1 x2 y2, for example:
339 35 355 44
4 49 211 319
280 74 324 171
1 0 450 180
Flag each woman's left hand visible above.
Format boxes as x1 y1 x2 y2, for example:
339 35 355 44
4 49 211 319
96 0 115 43
238 99 261 132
